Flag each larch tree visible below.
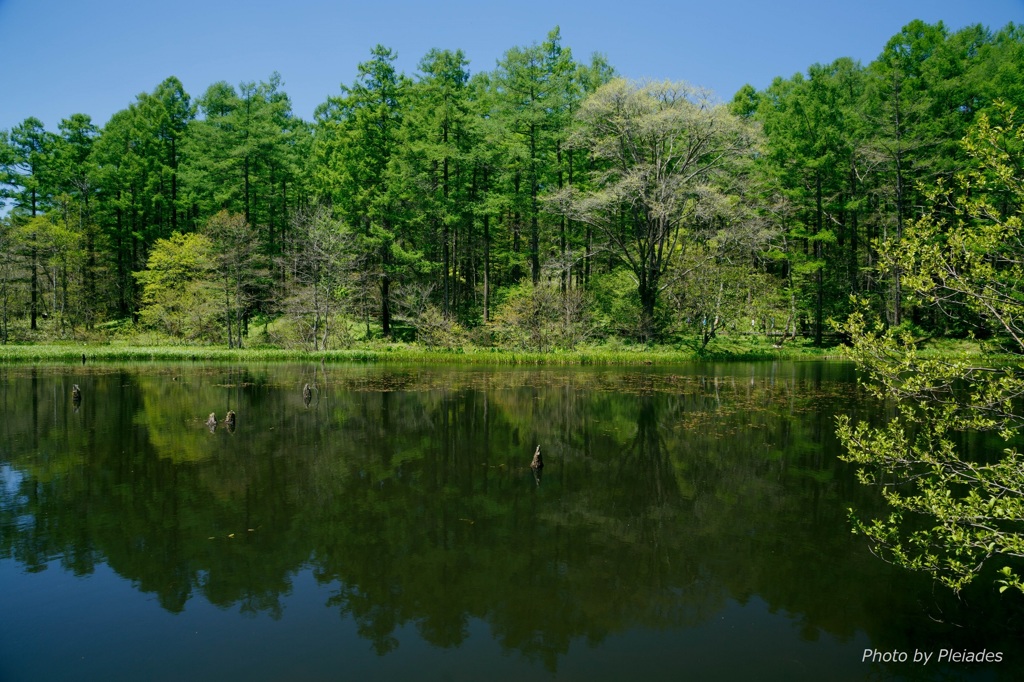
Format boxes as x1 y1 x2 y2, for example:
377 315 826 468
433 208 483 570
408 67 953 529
492 27 575 286
53 113 100 329
313 45 410 338
391 48 475 320
1 117 57 330
756 59 866 345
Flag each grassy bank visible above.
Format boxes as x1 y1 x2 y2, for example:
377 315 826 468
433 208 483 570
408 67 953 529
0 337 845 365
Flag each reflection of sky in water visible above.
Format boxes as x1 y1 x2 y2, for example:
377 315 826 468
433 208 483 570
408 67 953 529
1 463 23 497
0 562 871 682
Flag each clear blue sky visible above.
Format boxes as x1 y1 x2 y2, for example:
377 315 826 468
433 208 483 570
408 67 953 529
0 0 1021 131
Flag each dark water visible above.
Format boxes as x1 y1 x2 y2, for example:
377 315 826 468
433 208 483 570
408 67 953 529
1 361 1021 681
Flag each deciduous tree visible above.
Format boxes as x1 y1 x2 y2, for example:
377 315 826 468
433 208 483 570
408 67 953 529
203 211 261 348
552 79 758 340
135 231 218 340
838 104 1024 593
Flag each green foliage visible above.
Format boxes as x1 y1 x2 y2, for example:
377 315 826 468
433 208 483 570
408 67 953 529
665 246 785 351
838 104 1024 593
2 19 1021 357
0 215 22 343
203 210 264 348
408 304 468 349
281 205 356 350
588 269 644 339
552 78 760 341
754 58 867 344
489 281 594 351
313 45 414 338
387 48 475 321
135 231 219 340
185 72 302 256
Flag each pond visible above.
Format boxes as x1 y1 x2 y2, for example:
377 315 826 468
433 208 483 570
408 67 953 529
0 361 1021 681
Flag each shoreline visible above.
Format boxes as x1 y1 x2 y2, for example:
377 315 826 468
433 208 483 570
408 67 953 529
0 342 844 366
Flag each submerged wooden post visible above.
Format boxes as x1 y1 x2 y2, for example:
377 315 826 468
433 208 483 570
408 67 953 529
531 445 543 486
530 445 543 470
71 384 82 413
224 410 236 432
206 412 217 432
303 383 312 407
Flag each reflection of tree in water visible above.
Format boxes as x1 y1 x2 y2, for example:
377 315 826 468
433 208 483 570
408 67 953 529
305 384 741 672
0 366 308 617
3 364 1021 671
1 368 145 577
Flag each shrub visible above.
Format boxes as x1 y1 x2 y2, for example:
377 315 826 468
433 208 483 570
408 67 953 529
490 282 595 351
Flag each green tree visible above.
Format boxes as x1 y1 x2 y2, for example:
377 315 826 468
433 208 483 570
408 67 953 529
862 21 949 327
837 104 1024 593
52 114 100 330
490 281 592 351
185 73 303 263
283 205 353 350
492 32 552 285
754 59 867 345
390 48 474 320
490 27 586 287
25 212 84 336
552 79 758 341
859 21 1017 332
313 45 411 338
134 231 218 340
92 106 146 317
462 70 503 324
92 79 194 319
0 215 22 343
1 117 57 330
140 77 193 235
203 211 261 348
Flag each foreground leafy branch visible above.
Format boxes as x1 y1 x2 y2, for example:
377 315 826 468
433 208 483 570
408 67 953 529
838 103 1024 594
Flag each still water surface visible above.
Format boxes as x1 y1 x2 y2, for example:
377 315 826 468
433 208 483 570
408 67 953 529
1 361 1021 681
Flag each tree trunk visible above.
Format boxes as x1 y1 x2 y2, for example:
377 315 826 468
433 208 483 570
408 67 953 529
225 278 234 349
483 213 490 324
381 273 391 338
815 172 824 346
30 187 38 330
557 142 566 293
530 124 540 286
170 136 178 233
638 276 658 342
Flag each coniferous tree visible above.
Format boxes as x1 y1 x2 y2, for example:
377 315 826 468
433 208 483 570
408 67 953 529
313 45 412 338
755 59 867 344
1 117 57 329
391 49 474 320
52 114 100 329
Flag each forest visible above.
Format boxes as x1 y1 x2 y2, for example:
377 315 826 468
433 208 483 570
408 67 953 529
1 21 1022 352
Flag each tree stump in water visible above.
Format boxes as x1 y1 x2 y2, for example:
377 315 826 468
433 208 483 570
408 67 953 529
206 413 217 432
530 445 543 470
224 410 236 432
303 383 312 407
